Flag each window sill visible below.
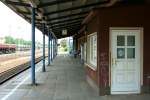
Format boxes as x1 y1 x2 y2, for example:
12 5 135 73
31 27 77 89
85 63 97 71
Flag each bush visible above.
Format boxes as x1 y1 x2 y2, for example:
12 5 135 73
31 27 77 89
64 47 68 51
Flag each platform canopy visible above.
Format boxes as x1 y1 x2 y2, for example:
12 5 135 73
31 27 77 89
1 0 146 39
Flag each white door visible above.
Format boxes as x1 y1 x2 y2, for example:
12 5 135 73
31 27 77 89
111 29 141 94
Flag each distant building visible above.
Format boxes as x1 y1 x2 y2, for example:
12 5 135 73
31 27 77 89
0 37 5 44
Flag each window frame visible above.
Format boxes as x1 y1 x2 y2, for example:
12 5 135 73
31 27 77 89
86 32 97 70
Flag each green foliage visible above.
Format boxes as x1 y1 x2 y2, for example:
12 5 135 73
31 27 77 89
59 39 69 52
5 36 15 44
4 36 31 45
60 39 67 48
64 47 68 51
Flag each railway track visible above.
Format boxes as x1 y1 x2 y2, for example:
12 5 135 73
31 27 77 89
0 56 43 84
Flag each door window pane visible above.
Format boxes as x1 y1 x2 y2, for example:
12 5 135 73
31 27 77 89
127 48 135 58
117 48 125 59
127 36 135 46
117 36 125 46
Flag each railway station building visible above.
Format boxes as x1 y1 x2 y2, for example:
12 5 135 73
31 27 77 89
0 0 150 99
76 4 150 95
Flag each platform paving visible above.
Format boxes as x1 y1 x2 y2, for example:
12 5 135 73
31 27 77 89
0 54 149 100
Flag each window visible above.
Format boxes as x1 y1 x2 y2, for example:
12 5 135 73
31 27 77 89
87 32 97 69
116 35 136 59
84 43 87 61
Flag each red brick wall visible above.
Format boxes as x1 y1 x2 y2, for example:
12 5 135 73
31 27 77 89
97 5 150 94
85 15 100 85
82 4 150 95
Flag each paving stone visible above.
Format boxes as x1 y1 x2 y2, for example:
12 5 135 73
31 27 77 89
0 55 150 100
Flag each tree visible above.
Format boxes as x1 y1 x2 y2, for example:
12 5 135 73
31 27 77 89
4 36 32 46
5 36 15 44
60 39 67 48
60 39 68 52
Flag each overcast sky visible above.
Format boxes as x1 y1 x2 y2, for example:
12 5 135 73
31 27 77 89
0 2 48 44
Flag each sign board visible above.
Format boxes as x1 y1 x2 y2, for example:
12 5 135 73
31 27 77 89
62 29 67 35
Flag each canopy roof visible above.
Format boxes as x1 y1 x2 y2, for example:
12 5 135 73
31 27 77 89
1 0 147 39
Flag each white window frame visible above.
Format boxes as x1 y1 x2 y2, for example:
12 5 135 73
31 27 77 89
84 43 87 62
87 32 97 69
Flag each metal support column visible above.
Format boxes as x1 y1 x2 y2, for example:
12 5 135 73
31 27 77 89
52 38 54 59
48 30 50 65
55 39 57 56
53 38 55 58
54 39 56 57
51 34 53 61
55 39 57 57
69 37 71 53
42 22 46 72
31 7 36 84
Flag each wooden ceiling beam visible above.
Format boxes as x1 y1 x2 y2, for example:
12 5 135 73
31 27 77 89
47 11 87 21
4 0 31 7
36 17 83 25
52 25 80 30
44 0 110 15
50 21 81 28
38 0 76 8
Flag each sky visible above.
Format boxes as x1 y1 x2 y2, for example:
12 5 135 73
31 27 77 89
0 2 48 44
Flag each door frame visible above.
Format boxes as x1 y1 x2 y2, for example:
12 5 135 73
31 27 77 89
109 27 143 94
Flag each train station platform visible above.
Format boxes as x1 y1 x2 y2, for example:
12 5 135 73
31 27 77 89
0 54 150 100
